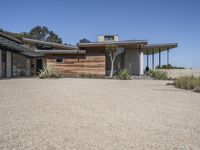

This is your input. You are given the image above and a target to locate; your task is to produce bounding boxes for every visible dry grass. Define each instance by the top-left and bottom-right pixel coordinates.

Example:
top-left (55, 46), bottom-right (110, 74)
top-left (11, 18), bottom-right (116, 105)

top-left (175, 77), bottom-right (200, 90)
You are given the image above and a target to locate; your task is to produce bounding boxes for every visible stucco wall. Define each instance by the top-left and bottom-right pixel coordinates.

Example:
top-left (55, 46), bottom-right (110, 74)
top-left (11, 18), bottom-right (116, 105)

top-left (157, 69), bottom-right (200, 78)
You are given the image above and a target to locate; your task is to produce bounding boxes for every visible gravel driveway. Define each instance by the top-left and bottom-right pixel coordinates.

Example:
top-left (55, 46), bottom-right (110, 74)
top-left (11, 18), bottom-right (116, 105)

top-left (0, 78), bottom-right (200, 150)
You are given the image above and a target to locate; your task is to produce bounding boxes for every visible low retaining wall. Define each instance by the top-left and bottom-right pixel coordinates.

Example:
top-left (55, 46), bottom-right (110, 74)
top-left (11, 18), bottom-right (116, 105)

top-left (157, 69), bottom-right (200, 79)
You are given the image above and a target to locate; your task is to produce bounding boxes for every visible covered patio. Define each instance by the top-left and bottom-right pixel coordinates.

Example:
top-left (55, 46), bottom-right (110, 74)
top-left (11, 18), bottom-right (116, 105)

top-left (143, 43), bottom-right (178, 70)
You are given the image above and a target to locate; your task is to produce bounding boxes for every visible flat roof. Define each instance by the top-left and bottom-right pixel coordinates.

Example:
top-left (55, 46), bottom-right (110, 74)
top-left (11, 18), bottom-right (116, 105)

top-left (78, 40), bottom-right (148, 47)
top-left (36, 50), bottom-right (86, 54)
top-left (144, 43), bottom-right (178, 55)
top-left (23, 38), bottom-right (78, 50)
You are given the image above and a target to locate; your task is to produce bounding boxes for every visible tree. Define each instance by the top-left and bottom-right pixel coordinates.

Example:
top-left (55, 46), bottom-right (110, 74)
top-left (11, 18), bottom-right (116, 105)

top-left (79, 38), bottom-right (91, 43)
top-left (29, 26), bottom-right (49, 41)
top-left (106, 45), bottom-right (124, 78)
top-left (0, 26), bottom-right (62, 44)
top-left (46, 31), bottom-right (62, 44)
top-left (29, 26), bottom-right (62, 44)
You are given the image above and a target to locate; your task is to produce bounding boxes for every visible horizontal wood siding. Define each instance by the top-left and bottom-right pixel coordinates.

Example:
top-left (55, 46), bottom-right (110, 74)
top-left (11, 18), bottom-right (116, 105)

top-left (45, 50), bottom-right (105, 76)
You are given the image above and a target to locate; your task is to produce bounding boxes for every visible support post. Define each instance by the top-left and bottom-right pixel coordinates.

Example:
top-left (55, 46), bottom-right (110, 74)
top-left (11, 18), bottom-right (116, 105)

top-left (26, 58), bottom-right (31, 76)
top-left (159, 48), bottom-right (161, 68)
top-left (139, 45), bottom-right (144, 76)
top-left (6, 51), bottom-right (12, 78)
top-left (167, 48), bottom-right (169, 65)
top-left (147, 51), bottom-right (149, 67)
top-left (152, 49), bottom-right (154, 69)
top-left (139, 48), bottom-right (144, 76)
top-left (0, 49), bottom-right (2, 78)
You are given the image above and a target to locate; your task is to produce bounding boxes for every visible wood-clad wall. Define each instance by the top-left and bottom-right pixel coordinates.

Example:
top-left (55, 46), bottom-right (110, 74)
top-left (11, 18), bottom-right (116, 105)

top-left (45, 50), bottom-right (106, 76)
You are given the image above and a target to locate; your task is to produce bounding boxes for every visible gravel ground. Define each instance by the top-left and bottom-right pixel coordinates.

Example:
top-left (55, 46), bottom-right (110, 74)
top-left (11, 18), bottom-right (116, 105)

top-left (0, 78), bottom-right (200, 150)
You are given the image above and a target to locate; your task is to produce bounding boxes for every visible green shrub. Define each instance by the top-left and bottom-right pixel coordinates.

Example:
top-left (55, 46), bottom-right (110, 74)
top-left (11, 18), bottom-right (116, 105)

top-left (39, 66), bottom-right (59, 79)
top-left (175, 77), bottom-right (200, 90)
top-left (118, 69), bottom-right (130, 80)
top-left (156, 64), bottom-right (184, 69)
top-left (147, 70), bottom-right (168, 80)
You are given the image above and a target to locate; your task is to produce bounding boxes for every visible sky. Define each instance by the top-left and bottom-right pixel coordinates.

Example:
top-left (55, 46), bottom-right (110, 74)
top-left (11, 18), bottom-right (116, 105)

top-left (0, 0), bottom-right (200, 68)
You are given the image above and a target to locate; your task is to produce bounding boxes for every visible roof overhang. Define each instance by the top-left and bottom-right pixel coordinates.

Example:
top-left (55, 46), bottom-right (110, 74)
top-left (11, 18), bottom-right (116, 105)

top-left (78, 40), bottom-right (148, 48)
top-left (36, 50), bottom-right (86, 54)
top-left (144, 43), bottom-right (178, 55)
top-left (0, 37), bottom-right (43, 57)
top-left (23, 38), bottom-right (78, 50)
top-left (0, 32), bottom-right (22, 44)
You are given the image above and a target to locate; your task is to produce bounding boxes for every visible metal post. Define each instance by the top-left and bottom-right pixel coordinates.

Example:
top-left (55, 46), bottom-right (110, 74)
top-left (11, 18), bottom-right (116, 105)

top-left (167, 48), bottom-right (169, 65)
top-left (152, 49), bottom-right (154, 69)
top-left (147, 51), bottom-right (149, 67)
top-left (159, 48), bottom-right (161, 67)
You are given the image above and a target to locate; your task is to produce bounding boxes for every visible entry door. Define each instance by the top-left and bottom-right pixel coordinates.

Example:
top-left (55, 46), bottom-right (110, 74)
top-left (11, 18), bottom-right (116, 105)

top-left (36, 59), bottom-right (43, 74)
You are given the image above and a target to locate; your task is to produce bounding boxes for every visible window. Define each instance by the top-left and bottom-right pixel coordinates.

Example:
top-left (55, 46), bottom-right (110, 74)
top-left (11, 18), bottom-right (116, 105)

top-left (56, 58), bottom-right (64, 63)
top-left (104, 36), bottom-right (114, 41)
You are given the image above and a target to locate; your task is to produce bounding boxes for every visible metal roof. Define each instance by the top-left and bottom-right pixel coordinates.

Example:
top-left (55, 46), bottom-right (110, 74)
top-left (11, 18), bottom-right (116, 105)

top-left (36, 50), bottom-right (86, 54)
top-left (23, 38), bottom-right (78, 50)
top-left (144, 43), bottom-right (178, 55)
top-left (78, 40), bottom-right (148, 47)
top-left (0, 32), bottom-right (22, 44)
top-left (0, 37), bottom-right (43, 57)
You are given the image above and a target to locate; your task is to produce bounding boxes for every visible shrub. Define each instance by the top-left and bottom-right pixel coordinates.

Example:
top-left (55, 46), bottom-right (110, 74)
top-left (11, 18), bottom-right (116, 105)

top-left (39, 66), bottom-right (59, 79)
top-left (118, 69), bottom-right (130, 80)
top-left (194, 87), bottom-right (200, 93)
top-left (174, 77), bottom-right (200, 90)
top-left (147, 70), bottom-right (168, 80)
top-left (156, 64), bottom-right (184, 69)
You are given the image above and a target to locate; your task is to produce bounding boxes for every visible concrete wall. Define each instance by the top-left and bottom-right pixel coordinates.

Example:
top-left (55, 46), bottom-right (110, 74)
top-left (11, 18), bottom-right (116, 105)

top-left (124, 49), bottom-right (140, 75)
top-left (157, 69), bottom-right (200, 79)
top-left (98, 36), bottom-right (105, 42)
top-left (139, 50), bottom-right (144, 75)
top-left (6, 51), bottom-right (12, 78)
top-left (26, 58), bottom-right (31, 76)
top-left (114, 36), bottom-right (119, 41)
top-left (0, 49), bottom-right (2, 78)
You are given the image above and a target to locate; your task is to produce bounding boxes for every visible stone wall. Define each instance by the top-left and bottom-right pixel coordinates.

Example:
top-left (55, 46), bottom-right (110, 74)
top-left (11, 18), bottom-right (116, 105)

top-left (157, 69), bottom-right (200, 79)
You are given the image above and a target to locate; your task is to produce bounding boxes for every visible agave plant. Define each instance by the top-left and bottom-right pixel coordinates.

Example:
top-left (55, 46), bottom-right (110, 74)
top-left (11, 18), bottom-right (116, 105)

top-left (118, 69), bottom-right (130, 80)
top-left (147, 70), bottom-right (168, 80)
top-left (38, 66), bottom-right (59, 79)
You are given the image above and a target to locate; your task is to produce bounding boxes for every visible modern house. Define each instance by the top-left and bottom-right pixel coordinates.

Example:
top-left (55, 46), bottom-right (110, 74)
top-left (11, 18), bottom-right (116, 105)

top-left (0, 32), bottom-right (178, 78)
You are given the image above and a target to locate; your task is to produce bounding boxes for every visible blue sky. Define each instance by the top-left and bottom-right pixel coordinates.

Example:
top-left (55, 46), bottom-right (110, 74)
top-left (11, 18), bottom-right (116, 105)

top-left (1, 0), bottom-right (200, 68)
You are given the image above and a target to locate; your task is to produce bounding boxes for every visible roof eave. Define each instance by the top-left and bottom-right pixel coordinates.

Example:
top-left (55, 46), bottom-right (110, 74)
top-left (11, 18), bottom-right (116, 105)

top-left (22, 38), bottom-right (78, 50)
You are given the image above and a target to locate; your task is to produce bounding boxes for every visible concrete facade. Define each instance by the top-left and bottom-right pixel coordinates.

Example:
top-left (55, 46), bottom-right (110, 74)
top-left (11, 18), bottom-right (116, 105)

top-left (26, 58), bottom-right (31, 76)
top-left (124, 49), bottom-right (140, 75)
top-left (6, 51), bottom-right (12, 78)
top-left (0, 49), bottom-right (2, 78)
